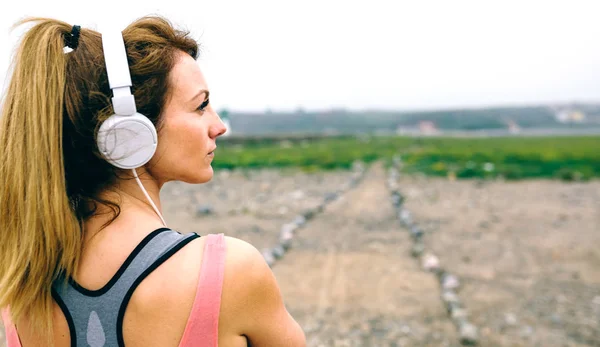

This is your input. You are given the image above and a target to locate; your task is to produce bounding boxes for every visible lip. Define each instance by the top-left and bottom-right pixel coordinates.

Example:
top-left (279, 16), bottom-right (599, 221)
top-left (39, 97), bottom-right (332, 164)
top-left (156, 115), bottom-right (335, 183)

top-left (207, 147), bottom-right (217, 155)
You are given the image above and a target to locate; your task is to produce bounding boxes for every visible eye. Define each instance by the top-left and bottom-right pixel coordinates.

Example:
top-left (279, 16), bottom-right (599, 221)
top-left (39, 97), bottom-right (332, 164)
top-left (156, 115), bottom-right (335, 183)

top-left (197, 98), bottom-right (210, 113)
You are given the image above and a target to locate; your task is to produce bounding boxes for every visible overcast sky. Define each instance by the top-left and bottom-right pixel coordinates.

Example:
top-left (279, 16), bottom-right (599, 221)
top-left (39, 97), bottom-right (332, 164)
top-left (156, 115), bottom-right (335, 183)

top-left (1, 0), bottom-right (599, 112)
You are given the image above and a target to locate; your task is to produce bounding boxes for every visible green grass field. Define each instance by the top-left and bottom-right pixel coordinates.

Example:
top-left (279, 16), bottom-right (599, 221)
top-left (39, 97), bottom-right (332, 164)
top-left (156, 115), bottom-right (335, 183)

top-left (213, 135), bottom-right (600, 180)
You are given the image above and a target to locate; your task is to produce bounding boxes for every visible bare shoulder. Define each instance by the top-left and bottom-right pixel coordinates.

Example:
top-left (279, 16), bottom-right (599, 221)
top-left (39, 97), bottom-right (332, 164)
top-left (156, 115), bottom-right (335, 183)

top-left (221, 235), bottom-right (282, 308)
top-left (219, 236), bottom-right (270, 317)
top-left (132, 234), bottom-right (260, 313)
top-left (222, 235), bottom-right (265, 275)
top-left (220, 236), bottom-right (306, 346)
top-left (133, 234), bottom-right (252, 307)
top-left (129, 234), bottom-right (305, 346)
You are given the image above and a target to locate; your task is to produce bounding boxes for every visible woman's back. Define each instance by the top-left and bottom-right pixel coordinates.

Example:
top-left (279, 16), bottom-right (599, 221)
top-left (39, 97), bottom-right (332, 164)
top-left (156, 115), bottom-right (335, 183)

top-left (8, 221), bottom-right (303, 346)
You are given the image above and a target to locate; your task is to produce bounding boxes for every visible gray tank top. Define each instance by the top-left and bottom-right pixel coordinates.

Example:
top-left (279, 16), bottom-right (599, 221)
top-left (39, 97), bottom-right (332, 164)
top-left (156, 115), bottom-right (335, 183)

top-left (52, 228), bottom-right (200, 347)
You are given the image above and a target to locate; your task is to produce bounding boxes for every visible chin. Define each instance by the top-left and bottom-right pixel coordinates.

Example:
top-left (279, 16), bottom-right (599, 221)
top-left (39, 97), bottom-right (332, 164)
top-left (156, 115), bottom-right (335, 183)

top-left (185, 166), bottom-right (214, 184)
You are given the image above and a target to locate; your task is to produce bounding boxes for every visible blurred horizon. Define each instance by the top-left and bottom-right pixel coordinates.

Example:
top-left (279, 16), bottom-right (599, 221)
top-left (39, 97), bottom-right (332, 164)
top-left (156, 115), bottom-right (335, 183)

top-left (2, 0), bottom-right (600, 113)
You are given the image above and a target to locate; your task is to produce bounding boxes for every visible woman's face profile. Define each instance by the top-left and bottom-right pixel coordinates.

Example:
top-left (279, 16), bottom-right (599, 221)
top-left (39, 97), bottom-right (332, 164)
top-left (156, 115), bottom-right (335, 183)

top-left (147, 51), bottom-right (227, 186)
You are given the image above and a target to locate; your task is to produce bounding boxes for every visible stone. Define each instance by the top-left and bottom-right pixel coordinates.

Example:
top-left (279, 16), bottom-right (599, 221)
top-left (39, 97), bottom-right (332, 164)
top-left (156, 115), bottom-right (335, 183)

top-left (290, 189), bottom-right (305, 200)
top-left (391, 193), bottom-right (401, 207)
top-left (324, 192), bottom-right (338, 202)
top-left (421, 253), bottom-right (440, 272)
top-left (293, 215), bottom-right (307, 227)
top-left (410, 225), bottom-right (424, 240)
top-left (478, 221), bottom-right (490, 229)
top-left (446, 301), bottom-right (462, 315)
top-left (400, 325), bottom-right (411, 335)
top-left (411, 243), bottom-right (425, 258)
top-left (441, 273), bottom-right (460, 291)
top-left (450, 307), bottom-right (469, 321)
top-left (441, 291), bottom-right (460, 306)
top-left (272, 245), bottom-right (285, 259)
top-left (458, 321), bottom-right (478, 345)
top-left (195, 204), bottom-right (214, 216)
top-left (391, 191), bottom-right (404, 207)
top-left (303, 209), bottom-right (316, 220)
top-left (262, 249), bottom-right (275, 267)
top-left (279, 229), bottom-right (294, 250)
top-left (504, 313), bottom-right (517, 326)
top-left (281, 223), bottom-right (298, 235)
top-left (399, 209), bottom-right (412, 226)
top-left (352, 161), bottom-right (365, 171)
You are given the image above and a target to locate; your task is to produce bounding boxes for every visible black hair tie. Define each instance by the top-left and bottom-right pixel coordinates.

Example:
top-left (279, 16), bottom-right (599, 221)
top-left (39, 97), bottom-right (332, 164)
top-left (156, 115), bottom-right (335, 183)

top-left (65, 25), bottom-right (81, 50)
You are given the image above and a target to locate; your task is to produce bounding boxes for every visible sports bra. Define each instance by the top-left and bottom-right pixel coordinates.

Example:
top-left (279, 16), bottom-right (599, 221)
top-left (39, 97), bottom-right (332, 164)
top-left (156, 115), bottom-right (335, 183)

top-left (2, 229), bottom-right (227, 347)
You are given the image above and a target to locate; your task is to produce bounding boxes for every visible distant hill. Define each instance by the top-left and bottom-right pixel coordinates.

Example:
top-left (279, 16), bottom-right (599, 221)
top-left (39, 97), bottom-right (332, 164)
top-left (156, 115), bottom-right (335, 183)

top-left (221, 103), bottom-right (600, 136)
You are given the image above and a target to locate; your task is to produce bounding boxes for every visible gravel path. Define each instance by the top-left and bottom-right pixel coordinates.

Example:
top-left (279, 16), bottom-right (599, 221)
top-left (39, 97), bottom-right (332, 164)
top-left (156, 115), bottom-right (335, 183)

top-left (273, 162), bottom-right (459, 346)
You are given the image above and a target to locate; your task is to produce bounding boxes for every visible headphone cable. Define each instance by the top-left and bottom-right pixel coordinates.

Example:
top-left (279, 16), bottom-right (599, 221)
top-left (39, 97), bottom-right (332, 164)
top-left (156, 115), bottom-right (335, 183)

top-left (131, 168), bottom-right (167, 227)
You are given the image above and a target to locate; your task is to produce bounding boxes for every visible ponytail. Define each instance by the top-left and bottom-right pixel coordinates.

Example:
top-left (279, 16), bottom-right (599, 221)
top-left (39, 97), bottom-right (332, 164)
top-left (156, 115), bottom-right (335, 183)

top-left (0, 18), bottom-right (82, 339)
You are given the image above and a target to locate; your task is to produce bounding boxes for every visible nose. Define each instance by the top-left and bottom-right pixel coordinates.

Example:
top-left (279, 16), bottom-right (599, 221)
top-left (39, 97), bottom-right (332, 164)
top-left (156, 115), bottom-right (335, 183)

top-left (210, 112), bottom-right (227, 138)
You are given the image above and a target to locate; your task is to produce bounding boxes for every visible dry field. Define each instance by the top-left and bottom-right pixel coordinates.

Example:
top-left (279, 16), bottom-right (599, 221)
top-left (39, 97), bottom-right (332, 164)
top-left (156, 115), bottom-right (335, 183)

top-left (2, 161), bottom-right (599, 346)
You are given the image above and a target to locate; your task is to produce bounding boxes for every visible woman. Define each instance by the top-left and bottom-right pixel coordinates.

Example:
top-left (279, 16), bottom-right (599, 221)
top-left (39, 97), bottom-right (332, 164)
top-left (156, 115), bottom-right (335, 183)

top-left (0, 16), bottom-right (306, 346)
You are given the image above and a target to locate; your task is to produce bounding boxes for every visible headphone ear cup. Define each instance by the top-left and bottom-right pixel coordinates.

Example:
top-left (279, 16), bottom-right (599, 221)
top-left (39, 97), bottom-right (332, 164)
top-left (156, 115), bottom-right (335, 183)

top-left (97, 113), bottom-right (158, 169)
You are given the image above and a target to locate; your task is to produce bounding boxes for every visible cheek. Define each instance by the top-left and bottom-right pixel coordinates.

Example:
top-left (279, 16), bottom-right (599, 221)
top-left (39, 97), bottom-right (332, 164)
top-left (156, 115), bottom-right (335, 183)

top-left (185, 121), bottom-right (208, 150)
top-left (169, 120), bottom-right (210, 161)
top-left (165, 116), bottom-right (203, 143)
top-left (153, 115), bottom-right (210, 163)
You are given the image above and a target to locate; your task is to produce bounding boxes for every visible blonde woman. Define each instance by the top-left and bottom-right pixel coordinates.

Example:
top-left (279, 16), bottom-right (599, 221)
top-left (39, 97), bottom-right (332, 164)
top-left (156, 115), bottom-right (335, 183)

top-left (0, 16), bottom-right (305, 347)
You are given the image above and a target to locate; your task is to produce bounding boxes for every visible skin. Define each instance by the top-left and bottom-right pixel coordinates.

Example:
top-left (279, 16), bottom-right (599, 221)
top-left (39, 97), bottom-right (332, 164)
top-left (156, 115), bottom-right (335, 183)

top-left (15, 51), bottom-right (306, 347)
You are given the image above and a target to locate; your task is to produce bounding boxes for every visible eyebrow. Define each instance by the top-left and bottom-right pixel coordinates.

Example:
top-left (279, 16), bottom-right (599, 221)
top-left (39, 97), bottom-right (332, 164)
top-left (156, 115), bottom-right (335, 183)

top-left (190, 89), bottom-right (210, 103)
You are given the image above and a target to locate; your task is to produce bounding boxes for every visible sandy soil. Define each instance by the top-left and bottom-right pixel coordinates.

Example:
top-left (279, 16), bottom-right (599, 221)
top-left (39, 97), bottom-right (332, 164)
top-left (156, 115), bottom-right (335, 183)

top-left (398, 173), bottom-right (600, 346)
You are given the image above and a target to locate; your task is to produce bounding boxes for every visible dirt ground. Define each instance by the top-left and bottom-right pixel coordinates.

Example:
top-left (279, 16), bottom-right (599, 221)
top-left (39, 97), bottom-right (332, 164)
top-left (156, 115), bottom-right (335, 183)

top-left (2, 162), bottom-right (599, 346)
top-left (166, 162), bottom-right (599, 346)
top-left (397, 171), bottom-right (600, 346)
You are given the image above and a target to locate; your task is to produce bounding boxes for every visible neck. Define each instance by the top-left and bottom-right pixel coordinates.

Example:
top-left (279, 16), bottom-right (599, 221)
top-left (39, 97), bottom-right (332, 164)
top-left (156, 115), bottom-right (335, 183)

top-left (83, 168), bottom-right (166, 238)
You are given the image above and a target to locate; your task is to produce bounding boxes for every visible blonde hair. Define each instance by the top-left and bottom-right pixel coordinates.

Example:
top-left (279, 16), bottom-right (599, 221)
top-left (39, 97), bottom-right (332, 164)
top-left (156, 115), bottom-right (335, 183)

top-left (0, 16), bottom-right (198, 342)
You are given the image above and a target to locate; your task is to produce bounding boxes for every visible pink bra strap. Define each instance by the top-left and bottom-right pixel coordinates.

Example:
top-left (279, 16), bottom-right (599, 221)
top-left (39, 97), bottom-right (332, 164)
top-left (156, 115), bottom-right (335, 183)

top-left (179, 233), bottom-right (226, 347)
top-left (2, 308), bottom-right (22, 347)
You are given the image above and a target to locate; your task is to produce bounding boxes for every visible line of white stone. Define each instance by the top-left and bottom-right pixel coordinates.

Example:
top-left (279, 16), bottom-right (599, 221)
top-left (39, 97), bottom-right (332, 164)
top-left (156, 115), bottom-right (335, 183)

top-left (388, 155), bottom-right (479, 346)
top-left (262, 162), bottom-right (368, 268)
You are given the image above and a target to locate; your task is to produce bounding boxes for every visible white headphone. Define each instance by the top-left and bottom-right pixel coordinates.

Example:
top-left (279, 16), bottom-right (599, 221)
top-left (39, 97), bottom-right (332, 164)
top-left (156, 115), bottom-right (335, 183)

top-left (97, 28), bottom-right (166, 226)
top-left (97, 29), bottom-right (157, 170)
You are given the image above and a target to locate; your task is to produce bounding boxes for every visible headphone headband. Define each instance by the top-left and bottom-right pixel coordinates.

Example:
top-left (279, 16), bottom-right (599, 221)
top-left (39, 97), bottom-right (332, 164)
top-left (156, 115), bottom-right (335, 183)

top-left (101, 29), bottom-right (137, 115)
top-left (98, 27), bottom-right (166, 226)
